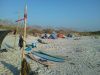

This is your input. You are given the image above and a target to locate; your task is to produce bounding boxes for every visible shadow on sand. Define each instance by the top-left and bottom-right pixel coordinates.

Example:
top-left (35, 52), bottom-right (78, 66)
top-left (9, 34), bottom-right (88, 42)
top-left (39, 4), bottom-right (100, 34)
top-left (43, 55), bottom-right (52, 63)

top-left (1, 61), bottom-right (20, 75)
top-left (0, 49), bottom-right (8, 52)
top-left (1, 61), bottom-right (39, 75)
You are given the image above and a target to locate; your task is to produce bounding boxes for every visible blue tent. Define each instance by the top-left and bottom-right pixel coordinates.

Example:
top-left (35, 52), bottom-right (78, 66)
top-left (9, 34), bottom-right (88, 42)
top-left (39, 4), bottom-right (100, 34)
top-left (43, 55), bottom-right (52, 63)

top-left (49, 31), bottom-right (57, 39)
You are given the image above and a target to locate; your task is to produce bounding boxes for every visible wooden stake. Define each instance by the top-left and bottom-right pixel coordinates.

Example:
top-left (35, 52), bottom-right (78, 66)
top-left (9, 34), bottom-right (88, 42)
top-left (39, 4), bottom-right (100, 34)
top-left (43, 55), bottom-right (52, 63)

top-left (23, 5), bottom-right (27, 59)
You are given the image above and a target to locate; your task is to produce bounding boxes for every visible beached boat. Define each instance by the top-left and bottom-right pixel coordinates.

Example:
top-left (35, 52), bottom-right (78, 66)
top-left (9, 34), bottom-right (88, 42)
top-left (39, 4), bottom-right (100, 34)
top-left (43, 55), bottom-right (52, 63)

top-left (0, 29), bottom-right (11, 49)
top-left (32, 51), bottom-right (65, 62)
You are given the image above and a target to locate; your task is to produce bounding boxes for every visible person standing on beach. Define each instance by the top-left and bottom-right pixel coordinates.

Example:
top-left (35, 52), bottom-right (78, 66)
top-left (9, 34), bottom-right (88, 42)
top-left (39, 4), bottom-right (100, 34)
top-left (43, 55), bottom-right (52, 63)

top-left (18, 34), bottom-right (24, 50)
top-left (13, 29), bottom-right (16, 35)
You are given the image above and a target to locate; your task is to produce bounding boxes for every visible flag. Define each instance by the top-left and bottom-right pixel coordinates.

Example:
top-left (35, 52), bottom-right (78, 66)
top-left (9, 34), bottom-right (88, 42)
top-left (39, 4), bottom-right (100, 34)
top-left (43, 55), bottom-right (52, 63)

top-left (16, 5), bottom-right (27, 22)
top-left (16, 18), bottom-right (24, 22)
top-left (24, 5), bottom-right (27, 20)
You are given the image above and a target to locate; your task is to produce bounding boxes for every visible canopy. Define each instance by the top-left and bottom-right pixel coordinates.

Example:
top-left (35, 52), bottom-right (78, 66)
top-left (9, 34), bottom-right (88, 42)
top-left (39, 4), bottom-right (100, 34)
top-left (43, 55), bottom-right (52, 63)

top-left (57, 33), bottom-right (65, 38)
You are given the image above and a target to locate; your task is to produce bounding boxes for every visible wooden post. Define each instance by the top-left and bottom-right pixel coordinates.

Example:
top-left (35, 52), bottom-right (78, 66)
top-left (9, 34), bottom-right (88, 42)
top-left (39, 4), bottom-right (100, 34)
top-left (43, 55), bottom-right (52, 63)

top-left (22, 5), bottom-right (27, 59)
top-left (14, 14), bottom-right (20, 50)
top-left (20, 5), bottom-right (31, 75)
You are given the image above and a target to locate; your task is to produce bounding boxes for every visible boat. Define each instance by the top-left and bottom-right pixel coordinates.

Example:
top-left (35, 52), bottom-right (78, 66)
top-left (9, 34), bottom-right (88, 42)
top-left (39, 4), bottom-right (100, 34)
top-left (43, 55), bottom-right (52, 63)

top-left (0, 29), bottom-right (11, 49)
top-left (32, 51), bottom-right (65, 62)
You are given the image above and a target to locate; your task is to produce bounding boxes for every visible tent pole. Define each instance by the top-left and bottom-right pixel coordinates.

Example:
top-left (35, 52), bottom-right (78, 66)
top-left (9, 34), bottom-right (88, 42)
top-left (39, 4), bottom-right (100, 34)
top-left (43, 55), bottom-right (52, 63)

top-left (14, 13), bottom-right (20, 50)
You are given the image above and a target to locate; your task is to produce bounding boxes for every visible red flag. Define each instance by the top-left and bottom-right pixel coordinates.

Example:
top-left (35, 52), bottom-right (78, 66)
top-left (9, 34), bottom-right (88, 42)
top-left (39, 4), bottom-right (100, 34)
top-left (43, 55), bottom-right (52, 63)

top-left (24, 5), bottom-right (27, 20)
top-left (16, 5), bottom-right (27, 22)
top-left (16, 18), bottom-right (24, 22)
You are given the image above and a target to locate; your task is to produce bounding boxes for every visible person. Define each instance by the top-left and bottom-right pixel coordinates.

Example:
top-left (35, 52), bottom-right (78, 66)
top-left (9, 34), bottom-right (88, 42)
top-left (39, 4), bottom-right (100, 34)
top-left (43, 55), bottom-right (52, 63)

top-left (18, 35), bottom-right (23, 49)
top-left (13, 29), bottom-right (16, 35)
top-left (44, 33), bottom-right (48, 38)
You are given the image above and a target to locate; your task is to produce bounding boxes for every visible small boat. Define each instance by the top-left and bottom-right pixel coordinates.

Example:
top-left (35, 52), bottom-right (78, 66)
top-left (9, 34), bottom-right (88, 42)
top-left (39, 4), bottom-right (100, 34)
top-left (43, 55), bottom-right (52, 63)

top-left (26, 53), bottom-right (54, 66)
top-left (32, 51), bottom-right (65, 62)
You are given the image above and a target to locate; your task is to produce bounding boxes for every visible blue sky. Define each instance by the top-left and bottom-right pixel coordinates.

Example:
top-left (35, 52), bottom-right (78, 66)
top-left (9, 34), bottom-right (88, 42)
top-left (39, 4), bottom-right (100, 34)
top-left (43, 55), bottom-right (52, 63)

top-left (0, 0), bottom-right (100, 31)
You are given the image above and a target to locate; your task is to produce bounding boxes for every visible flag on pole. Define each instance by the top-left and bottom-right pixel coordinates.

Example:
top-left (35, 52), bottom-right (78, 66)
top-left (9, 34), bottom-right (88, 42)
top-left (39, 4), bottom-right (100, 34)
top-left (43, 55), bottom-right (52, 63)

top-left (16, 5), bottom-right (27, 22)
top-left (16, 18), bottom-right (24, 22)
top-left (21, 4), bottom-right (31, 75)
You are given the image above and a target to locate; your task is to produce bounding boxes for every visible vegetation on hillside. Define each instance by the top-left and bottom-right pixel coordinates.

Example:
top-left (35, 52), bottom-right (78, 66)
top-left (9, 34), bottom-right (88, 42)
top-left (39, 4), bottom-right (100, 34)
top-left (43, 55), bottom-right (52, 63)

top-left (0, 19), bottom-right (100, 36)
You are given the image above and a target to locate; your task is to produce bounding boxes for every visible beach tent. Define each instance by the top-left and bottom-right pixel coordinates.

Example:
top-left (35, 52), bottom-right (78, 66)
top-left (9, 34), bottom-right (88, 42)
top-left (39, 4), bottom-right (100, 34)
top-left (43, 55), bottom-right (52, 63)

top-left (41, 33), bottom-right (48, 39)
top-left (67, 33), bottom-right (73, 38)
top-left (49, 31), bottom-right (57, 39)
top-left (0, 29), bottom-right (11, 49)
top-left (41, 33), bottom-right (47, 39)
top-left (57, 33), bottom-right (65, 38)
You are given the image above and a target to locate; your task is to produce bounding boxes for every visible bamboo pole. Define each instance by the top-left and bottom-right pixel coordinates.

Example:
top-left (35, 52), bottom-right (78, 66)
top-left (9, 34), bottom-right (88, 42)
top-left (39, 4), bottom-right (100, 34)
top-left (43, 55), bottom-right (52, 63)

top-left (21, 5), bottom-right (31, 75)
top-left (22, 5), bottom-right (27, 59)
top-left (14, 14), bottom-right (20, 50)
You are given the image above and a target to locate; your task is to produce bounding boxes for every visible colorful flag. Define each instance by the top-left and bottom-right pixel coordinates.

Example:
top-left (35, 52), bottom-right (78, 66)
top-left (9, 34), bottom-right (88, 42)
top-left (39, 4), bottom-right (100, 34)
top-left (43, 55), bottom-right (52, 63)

top-left (16, 5), bottom-right (27, 22)
top-left (16, 18), bottom-right (24, 22)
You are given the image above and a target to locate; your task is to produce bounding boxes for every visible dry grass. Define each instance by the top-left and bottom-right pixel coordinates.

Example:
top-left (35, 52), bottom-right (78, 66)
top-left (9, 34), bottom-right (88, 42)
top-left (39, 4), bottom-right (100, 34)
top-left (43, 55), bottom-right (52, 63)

top-left (0, 24), bottom-right (100, 36)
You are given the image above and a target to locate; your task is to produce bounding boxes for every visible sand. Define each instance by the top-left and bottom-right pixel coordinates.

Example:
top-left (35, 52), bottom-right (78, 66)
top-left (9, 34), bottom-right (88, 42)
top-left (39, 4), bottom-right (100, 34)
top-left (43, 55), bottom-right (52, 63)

top-left (0, 34), bottom-right (100, 75)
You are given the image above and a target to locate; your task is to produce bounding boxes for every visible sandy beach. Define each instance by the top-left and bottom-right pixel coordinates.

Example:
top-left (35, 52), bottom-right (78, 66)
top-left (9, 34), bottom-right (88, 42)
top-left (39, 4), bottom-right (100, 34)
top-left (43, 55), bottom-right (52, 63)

top-left (0, 34), bottom-right (100, 75)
